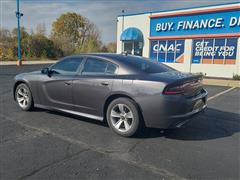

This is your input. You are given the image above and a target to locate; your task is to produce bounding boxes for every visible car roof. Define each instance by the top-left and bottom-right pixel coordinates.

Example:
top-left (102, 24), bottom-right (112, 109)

top-left (63, 53), bottom-right (172, 75)
top-left (67, 53), bottom-right (137, 62)
top-left (63, 53), bottom-right (143, 74)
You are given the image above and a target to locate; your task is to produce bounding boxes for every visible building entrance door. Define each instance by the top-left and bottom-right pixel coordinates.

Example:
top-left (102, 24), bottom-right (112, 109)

top-left (123, 41), bottom-right (143, 56)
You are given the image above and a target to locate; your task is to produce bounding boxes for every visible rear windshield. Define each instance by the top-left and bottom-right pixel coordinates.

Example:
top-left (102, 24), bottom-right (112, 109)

top-left (115, 55), bottom-right (175, 74)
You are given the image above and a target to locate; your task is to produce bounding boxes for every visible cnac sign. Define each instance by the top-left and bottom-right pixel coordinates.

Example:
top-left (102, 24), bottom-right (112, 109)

top-left (153, 42), bottom-right (182, 53)
top-left (150, 40), bottom-right (185, 63)
top-left (150, 9), bottom-right (240, 37)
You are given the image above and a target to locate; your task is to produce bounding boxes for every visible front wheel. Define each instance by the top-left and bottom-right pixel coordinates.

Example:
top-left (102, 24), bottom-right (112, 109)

top-left (15, 83), bottom-right (34, 111)
top-left (106, 98), bottom-right (143, 137)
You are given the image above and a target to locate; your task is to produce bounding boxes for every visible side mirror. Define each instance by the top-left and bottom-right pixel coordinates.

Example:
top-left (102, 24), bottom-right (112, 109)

top-left (41, 67), bottom-right (50, 75)
top-left (41, 67), bottom-right (59, 76)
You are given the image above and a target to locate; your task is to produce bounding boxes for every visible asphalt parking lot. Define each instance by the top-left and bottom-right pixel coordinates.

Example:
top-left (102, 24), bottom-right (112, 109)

top-left (0, 64), bottom-right (239, 180)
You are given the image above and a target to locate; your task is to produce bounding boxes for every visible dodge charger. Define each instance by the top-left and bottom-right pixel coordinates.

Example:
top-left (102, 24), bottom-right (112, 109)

top-left (13, 53), bottom-right (207, 137)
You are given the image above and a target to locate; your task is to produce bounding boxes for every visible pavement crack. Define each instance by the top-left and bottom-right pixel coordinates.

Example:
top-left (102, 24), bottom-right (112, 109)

top-left (65, 143), bottom-right (72, 157)
top-left (17, 148), bottom-right (90, 180)
top-left (127, 140), bottom-right (142, 153)
top-left (0, 132), bottom-right (43, 145)
top-left (2, 115), bottom-right (184, 179)
top-left (101, 149), bottom-right (122, 154)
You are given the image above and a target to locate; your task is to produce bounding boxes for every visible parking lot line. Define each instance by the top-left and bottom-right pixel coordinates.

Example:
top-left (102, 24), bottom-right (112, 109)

top-left (207, 87), bottom-right (236, 101)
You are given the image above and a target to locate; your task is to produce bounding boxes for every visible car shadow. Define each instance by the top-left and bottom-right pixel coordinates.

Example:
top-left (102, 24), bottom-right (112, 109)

top-left (138, 107), bottom-right (240, 141)
top-left (37, 107), bottom-right (240, 141)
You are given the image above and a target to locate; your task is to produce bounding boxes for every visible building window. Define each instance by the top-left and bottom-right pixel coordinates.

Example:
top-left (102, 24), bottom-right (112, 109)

top-left (150, 40), bottom-right (185, 63)
top-left (123, 41), bottom-right (143, 56)
top-left (192, 38), bottom-right (238, 65)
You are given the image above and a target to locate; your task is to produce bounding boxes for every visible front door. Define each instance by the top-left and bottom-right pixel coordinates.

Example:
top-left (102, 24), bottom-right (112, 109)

top-left (39, 57), bottom-right (84, 110)
top-left (40, 74), bottom-right (74, 109)
top-left (72, 57), bottom-right (118, 118)
top-left (124, 41), bottom-right (134, 54)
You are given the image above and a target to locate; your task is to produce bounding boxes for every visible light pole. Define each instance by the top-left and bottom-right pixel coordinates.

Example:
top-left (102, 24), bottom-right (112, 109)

top-left (16, 0), bottom-right (23, 66)
top-left (121, 9), bottom-right (125, 53)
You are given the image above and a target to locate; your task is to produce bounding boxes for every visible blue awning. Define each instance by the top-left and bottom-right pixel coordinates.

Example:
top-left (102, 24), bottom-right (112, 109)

top-left (120, 27), bottom-right (143, 41)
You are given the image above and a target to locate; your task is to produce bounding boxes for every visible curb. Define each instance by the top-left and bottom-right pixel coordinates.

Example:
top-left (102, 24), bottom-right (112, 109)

top-left (0, 61), bottom-right (57, 65)
top-left (203, 78), bottom-right (240, 88)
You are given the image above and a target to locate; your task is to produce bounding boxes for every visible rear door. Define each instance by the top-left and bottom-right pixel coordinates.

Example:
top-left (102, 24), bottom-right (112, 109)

top-left (72, 57), bottom-right (118, 118)
top-left (39, 57), bottom-right (84, 110)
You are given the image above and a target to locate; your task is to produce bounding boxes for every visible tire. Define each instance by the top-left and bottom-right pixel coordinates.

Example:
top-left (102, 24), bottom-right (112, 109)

top-left (15, 83), bottom-right (34, 111)
top-left (106, 97), bottom-right (143, 137)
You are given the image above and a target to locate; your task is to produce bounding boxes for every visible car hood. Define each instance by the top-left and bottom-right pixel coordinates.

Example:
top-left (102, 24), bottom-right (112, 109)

top-left (18, 70), bottom-right (41, 76)
top-left (28, 70), bottom-right (42, 74)
top-left (15, 70), bottom-right (41, 81)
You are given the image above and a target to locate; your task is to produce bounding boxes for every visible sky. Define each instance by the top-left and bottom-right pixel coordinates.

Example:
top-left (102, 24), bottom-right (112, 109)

top-left (0, 0), bottom-right (239, 44)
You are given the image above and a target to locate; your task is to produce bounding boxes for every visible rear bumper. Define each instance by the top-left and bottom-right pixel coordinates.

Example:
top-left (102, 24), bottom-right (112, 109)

top-left (168, 104), bottom-right (206, 128)
top-left (137, 88), bottom-right (208, 129)
top-left (170, 104), bottom-right (207, 119)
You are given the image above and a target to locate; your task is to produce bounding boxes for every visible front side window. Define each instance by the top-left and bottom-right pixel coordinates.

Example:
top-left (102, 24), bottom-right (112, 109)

top-left (82, 58), bottom-right (117, 75)
top-left (51, 57), bottom-right (83, 74)
top-left (106, 63), bottom-right (117, 74)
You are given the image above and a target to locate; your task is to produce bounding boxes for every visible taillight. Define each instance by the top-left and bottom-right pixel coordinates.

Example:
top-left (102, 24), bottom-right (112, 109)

top-left (163, 85), bottom-right (184, 95)
top-left (163, 77), bottom-right (202, 95)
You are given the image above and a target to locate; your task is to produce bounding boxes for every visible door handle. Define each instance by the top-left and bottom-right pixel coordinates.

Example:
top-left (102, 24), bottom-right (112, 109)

top-left (101, 81), bottom-right (109, 86)
top-left (64, 81), bottom-right (71, 86)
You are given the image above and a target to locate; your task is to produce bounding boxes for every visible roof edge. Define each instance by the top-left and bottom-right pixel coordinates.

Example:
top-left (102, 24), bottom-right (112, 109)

top-left (117, 2), bottom-right (239, 17)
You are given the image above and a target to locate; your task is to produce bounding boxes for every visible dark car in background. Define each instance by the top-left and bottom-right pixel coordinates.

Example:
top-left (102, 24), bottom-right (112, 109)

top-left (13, 53), bottom-right (207, 137)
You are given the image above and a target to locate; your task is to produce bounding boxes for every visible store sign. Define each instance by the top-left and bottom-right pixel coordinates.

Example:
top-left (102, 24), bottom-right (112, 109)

top-left (192, 38), bottom-right (238, 64)
top-left (150, 9), bottom-right (240, 37)
top-left (150, 40), bottom-right (185, 63)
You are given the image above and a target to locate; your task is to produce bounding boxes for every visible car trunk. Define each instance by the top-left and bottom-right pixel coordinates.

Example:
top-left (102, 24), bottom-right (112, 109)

top-left (150, 71), bottom-right (203, 97)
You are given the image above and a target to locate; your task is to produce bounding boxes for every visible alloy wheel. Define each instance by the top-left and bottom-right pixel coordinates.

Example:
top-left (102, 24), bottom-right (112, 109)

top-left (110, 104), bottom-right (134, 132)
top-left (16, 86), bottom-right (30, 109)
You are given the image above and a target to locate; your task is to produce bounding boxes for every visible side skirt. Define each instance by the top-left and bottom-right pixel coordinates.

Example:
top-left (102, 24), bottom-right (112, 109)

top-left (35, 104), bottom-right (104, 121)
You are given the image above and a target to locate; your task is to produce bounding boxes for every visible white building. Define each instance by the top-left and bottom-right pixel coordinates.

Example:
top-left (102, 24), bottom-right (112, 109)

top-left (116, 3), bottom-right (240, 78)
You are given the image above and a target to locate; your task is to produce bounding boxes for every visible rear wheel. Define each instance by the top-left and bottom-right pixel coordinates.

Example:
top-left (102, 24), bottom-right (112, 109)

top-left (15, 83), bottom-right (34, 111)
top-left (107, 98), bottom-right (142, 137)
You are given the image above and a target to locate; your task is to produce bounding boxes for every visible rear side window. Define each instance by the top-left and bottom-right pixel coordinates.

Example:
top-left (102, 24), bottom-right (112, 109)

top-left (114, 55), bottom-right (175, 74)
top-left (51, 57), bottom-right (83, 74)
top-left (82, 58), bottom-right (117, 75)
top-left (126, 58), bottom-right (174, 73)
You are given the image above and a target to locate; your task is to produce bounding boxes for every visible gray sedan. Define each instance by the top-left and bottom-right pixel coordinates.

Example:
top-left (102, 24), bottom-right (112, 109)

top-left (13, 53), bottom-right (207, 137)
